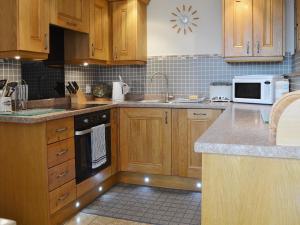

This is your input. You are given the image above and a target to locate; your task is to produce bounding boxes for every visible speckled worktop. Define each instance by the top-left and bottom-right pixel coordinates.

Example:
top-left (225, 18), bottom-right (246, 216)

top-left (195, 103), bottom-right (300, 160)
top-left (0, 101), bottom-right (229, 124)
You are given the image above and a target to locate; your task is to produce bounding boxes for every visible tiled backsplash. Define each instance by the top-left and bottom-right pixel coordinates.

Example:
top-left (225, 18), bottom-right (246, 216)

top-left (0, 54), bottom-right (295, 98)
top-left (98, 54), bottom-right (293, 97)
top-left (0, 59), bottom-right (21, 82)
top-left (290, 53), bottom-right (300, 91)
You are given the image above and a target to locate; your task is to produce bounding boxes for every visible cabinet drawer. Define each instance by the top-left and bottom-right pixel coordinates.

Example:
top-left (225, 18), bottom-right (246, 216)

top-left (47, 117), bottom-right (74, 144)
top-left (187, 109), bottom-right (211, 120)
top-left (49, 180), bottom-right (76, 214)
top-left (48, 160), bottom-right (75, 191)
top-left (47, 138), bottom-right (75, 168)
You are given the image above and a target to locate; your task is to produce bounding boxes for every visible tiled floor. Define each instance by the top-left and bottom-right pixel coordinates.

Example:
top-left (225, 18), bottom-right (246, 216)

top-left (64, 212), bottom-right (149, 225)
top-left (81, 184), bottom-right (201, 225)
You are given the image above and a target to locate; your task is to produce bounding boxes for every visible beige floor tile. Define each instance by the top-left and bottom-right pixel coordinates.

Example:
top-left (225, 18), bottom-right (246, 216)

top-left (64, 212), bottom-right (97, 225)
top-left (89, 216), bottom-right (149, 225)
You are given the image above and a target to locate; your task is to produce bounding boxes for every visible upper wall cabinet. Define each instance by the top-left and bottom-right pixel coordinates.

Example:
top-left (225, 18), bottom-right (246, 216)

top-left (224, 0), bottom-right (284, 62)
top-left (64, 0), bottom-right (109, 64)
top-left (50, 0), bottom-right (89, 33)
top-left (110, 0), bottom-right (149, 65)
top-left (0, 0), bottom-right (49, 60)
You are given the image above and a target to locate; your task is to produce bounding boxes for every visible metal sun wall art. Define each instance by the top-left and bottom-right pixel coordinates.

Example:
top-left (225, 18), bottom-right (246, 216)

top-left (170, 4), bottom-right (199, 35)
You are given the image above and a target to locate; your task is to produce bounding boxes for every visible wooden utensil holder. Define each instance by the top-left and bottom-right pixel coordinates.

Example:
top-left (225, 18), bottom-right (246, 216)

top-left (70, 90), bottom-right (87, 105)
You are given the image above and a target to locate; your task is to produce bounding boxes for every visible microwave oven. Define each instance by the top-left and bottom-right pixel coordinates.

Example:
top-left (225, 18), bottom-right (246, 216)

top-left (232, 75), bottom-right (289, 105)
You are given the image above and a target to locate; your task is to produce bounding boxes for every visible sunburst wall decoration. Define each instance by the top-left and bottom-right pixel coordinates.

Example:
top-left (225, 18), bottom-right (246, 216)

top-left (170, 4), bottom-right (199, 35)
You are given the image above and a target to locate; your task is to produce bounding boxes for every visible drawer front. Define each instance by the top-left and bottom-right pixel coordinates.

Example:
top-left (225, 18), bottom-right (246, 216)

top-left (48, 160), bottom-right (75, 191)
top-left (49, 180), bottom-right (76, 214)
top-left (47, 117), bottom-right (74, 144)
top-left (47, 138), bottom-right (75, 168)
top-left (187, 109), bottom-right (212, 120)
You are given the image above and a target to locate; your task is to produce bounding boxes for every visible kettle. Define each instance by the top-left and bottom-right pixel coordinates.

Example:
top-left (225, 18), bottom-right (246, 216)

top-left (112, 76), bottom-right (130, 102)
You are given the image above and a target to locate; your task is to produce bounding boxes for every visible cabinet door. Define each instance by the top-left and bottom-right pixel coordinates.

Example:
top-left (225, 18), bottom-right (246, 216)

top-left (50, 0), bottom-right (89, 33)
top-left (120, 108), bottom-right (172, 175)
top-left (90, 0), bottom-right (109, 61)
top-left (112, 0), bottom-right (135, 61)
top-left (224, 0), bottom-right (253, 57)
top-left (18, 0), bottom-right (49, 53)
top-left (172, 109), bottom-right (222, 179)
top-left (253, 0), bottom-right (283, 56)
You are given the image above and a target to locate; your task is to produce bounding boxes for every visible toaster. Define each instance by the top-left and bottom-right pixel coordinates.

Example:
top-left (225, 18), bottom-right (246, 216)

top-left (209, 82), bottom-right (232, 102)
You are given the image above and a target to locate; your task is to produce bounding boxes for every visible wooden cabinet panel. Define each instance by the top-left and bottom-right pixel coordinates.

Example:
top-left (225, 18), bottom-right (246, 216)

top-left (172, 109), bottom-right (222, 179)
top-left (48, 160), bottom-right (76, 191)
top-left (120, 108), bottom-right (172, 175)
top-left (0, 0), bottom-right (49, 59)
top-left (46, 117), bottom-right (74, 144)
top-left (253, 0), bottom-right (283, 56)
top-left (111, 0), bottom-right (147, 63)
top-left (224, 0), bottom-right (253, 57)
top-left (18, 0), bottom-right (49, 53)
top-left (49, 180), bottom-right (76, 214)
top-left (47, 138), bottom-right (75, 168)
top-left (50, 0), bottom-right (89, 33)
top-left (90, 0), bottom-right (109, 60)
top-left (111, 108), bottom-right (119, 175)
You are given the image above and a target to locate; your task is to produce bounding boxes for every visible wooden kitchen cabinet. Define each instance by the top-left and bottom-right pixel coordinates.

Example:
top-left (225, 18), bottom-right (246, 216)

top-left (224, 0), bottom-right (284, 62)
top-left (50, 0), bottom-right (89, 33)
top-left (120, 108), bottom-right (172, 175)
top-left (0, 0), bottom-right (49, 60)
top-left (172, 109), bottom-right (222, 179)
top-left (64, 0), bottom-right (109, 65)
top-left (110, 0), bottom-right (148, 64)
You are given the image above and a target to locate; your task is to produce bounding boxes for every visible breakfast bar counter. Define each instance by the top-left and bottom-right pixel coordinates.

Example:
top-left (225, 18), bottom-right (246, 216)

top-left (195, 103), bottom-right (300, 225)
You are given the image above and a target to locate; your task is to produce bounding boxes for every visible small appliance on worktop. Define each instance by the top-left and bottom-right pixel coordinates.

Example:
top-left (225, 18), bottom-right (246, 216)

top-left (233, 75), bottom-right (289, 105)
top-left (209, 82), bottom-right (232, 102)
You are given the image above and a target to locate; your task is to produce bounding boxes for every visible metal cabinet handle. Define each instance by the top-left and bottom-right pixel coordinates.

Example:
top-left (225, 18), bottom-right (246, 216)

top-left (58, 192), bottom-right (70, 201)
top-left (44, 33), bottom-right (48, 50)
top-left (92, 43), bottom-right (95, 57)
top-left (56, 171), bottom-right (68, 179)
top-left (56, 127), bottom-right (68, 133)
top-left (56, 149), bottom-right (68, 157)
top-left (246, 41), bottom-right (250, 55)
top-left (257, 41), bottom-right (260, 54)
top-left (114, 47), bottom-right (118, 60)
top-left (193, 113), bottom-right (207, 116)
top-left (165, 112), bottom-right (168, 124)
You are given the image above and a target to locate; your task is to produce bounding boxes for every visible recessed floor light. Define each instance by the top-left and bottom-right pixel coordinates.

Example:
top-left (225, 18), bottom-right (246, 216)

top-left (98, 186), bottom-right (103, 192)
top-left (196, 182), bottom-right (202, 189)
top-left (144, 177), bottom-right (150, 183)
top-left (75, 201), bottom-right (80, 208)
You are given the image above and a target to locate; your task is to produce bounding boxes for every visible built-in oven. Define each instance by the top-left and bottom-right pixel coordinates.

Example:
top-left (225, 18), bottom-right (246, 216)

top-left (74, 110), bottom-right (111, 184)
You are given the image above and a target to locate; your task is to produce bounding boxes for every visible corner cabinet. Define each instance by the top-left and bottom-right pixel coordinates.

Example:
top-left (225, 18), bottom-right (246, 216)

top-left (172, 109), bottom-right (222, 179)
top-left (110, 0), bottom-right (148, 65)
top-left (50, 0), bottom-right (89, 33)
top-left (64, 0), bottom-right (109, 65)
top-left (0, 0), bottom-right (49, 60)
top-left (224, 0), bottom-right (284, 62)
top-left (119, 108), bottom-right (172, 175)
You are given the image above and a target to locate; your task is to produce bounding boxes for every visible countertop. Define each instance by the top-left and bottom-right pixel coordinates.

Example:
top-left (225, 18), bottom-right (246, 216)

top-left (195, 103), bottom-right (300, 160)
top-left (0, 101), bottom-right (229, 124)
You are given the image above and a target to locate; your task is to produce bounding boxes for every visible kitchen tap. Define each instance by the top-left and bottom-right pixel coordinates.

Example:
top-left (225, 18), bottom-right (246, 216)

top-left (150, 72), bottom-right (170, 102)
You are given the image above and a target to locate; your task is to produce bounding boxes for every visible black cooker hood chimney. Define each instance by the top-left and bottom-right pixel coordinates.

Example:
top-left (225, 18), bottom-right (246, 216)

top-left (44, 25), bottom-right (65, 67)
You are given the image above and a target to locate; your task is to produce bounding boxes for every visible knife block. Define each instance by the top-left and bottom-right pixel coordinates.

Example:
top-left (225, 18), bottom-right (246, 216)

top-left (70, 90), bottom-right (87, 105)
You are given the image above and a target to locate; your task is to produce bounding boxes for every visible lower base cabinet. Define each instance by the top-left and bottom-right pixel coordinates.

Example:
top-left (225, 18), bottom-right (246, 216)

top-left (119, 108), bottom-right (172, 175)
top-left (172, 109), bottom-right (222, 179)
top-left (120, 108), bottom-right (222, 179)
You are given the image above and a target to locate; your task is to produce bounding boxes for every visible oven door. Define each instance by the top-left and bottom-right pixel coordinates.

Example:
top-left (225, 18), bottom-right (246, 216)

top-left (75, 124), bottom-right (111, 184)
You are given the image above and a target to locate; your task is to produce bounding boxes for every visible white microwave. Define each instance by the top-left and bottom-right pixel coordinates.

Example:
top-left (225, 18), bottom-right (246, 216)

top-left (233, 75), bottom-right (289, 105)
